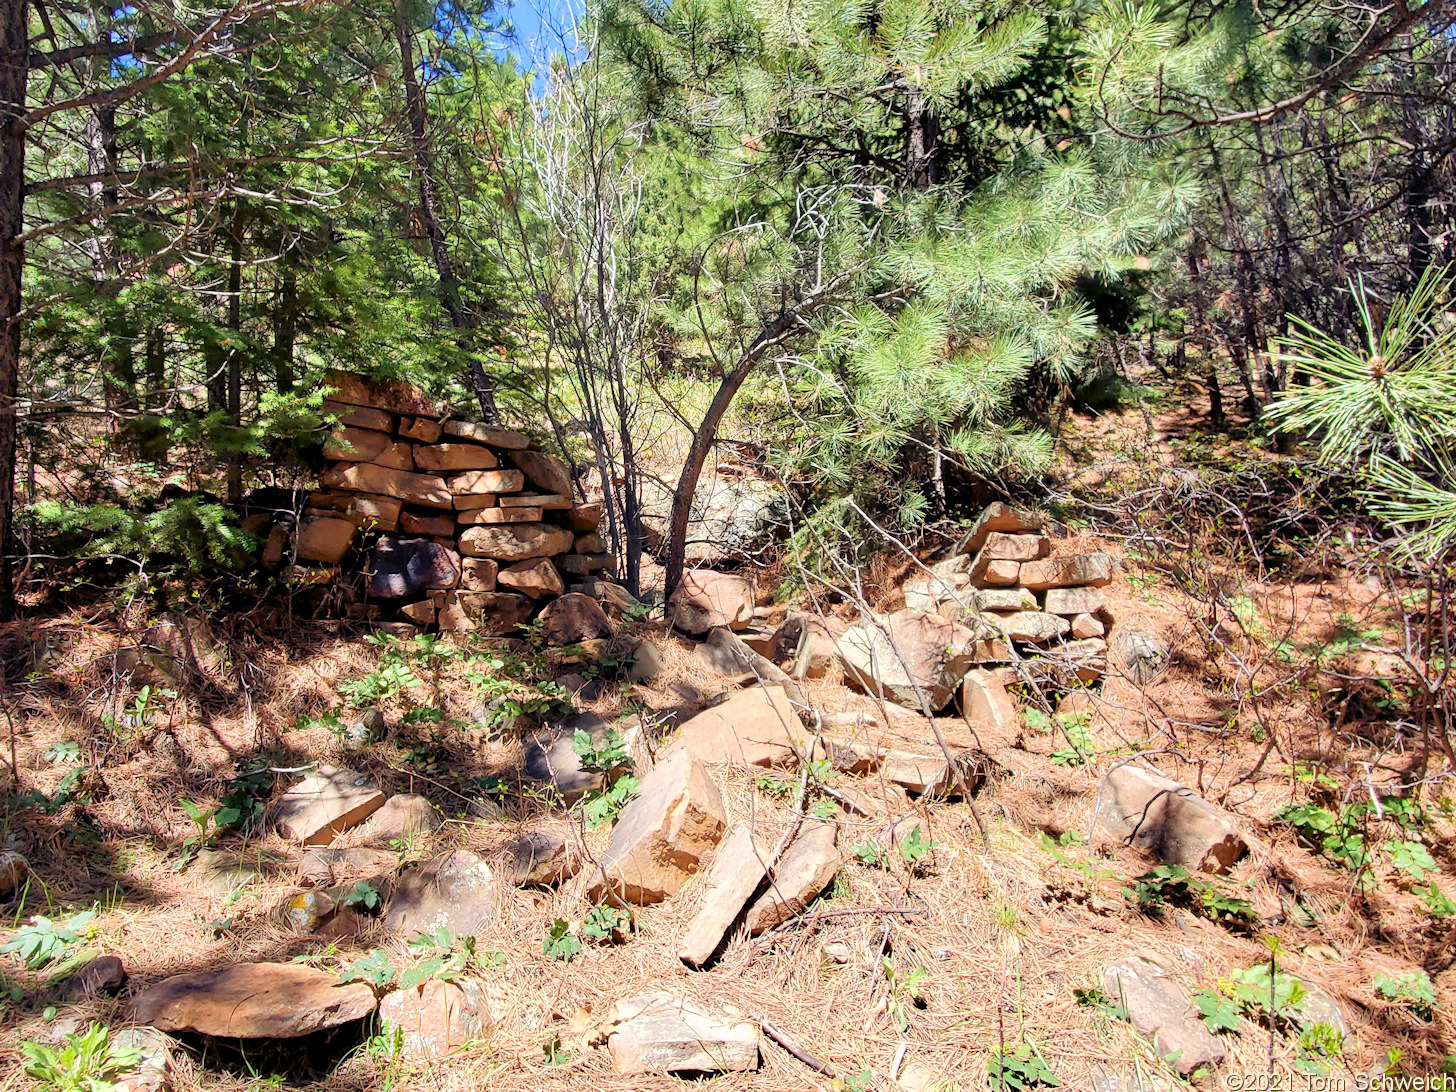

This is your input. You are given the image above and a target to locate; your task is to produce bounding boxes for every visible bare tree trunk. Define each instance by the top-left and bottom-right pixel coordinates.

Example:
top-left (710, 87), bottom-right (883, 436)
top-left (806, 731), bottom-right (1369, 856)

top-left (0, 0), bottom-right (25, 620)
top-left (663, 288), bottom-right (843, 598)
top-left (273, 267), bottom-right (297, 393)
top-left (226, 201), bottom-right (244, 504)
top-left (392, 0), bottom-right (500, 425)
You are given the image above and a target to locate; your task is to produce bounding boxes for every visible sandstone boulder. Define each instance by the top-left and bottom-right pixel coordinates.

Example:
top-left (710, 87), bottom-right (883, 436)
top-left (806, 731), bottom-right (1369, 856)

top-left (399, 416), bottom-right (443, 443)
top-left (505, 492), bottom-right (573, 510)
top-left (324, 427), bottom-right (414, 469)
top-left (446, 468), bottom-right (523, 495)
top-left (903, 573), bottom-right (972, 614)
top-left (413, 443), bottom-right (499, 473)
top-left (1102, 954), bottom-right (1227, 1076)
top-left (379, 977), bottom-right (493, 1057)
top-left (969, 557), bottom-right (1020, 586)
top-left (836, 610), bottom-right (979, 711)
top-left (326, 371), bottom-right (438, 417)
top-left (677, 822), bottom-right (769, 966)
top-left (297, 847), bottom-right (396, 888)
top-left (383, 850), bottom-right (501, 940)
top-left (1019, 552), bottom-right (1118, 591)
top-left (567, 503), bottom-right (603, 531)
top-left (667, 684), bottom-right (803, 768)
top-left (980, 531), bottom-right (1050, 561)
top-left (132, 963), bottom-right (376, 1038)
top-left (459, 558), bottom-right (498, 592)
top-left (509, 450), bottom-right (572, 496)
top-left (744, 821), bottom-right (839, 934)
top-left (442, 420), bottom-right (529, 449)
top-left (357, 794), bottom-right (442, 844)
top-left (1045, 586), bottom-right (1107, 616)
top-left (451, 590), bottom-right (531, 636)
top-left (588, 750), bottom-right (727, 905)
top-left (960, 669), bottom-right (1018, 733)
top-left (344, 495), bottom-right (404, 532)
top-left (498, 557), bottom-right (564, 599)
top-left (1095, 764), bottom-right (1247, 873)
top-left (786, 614), bottom-right (847, 680)
top-left (459, 506), bottom-right (542, 525)
top-left (323, 398), bottom-right (392, 433)
top-left (523, 714), bottom-right (611, 804)
top-left (605, 993), bottom-right (758, 1075)
top-left (58, 955), bottom-right (127, 1002)
top-left (399, 510), bottom-right (454, 537)
top-left (952, 501), bottom-right (1043, 556)
top-left (297, 516), bottom-right (357, 564)
top-left (1072, 613), bottom-right (1106, 639)
top-left (366, 537), bottom-right (460, 598)
top-left (992, 610), bottom-right (1070, 643)
top-left (669, 571), bottom-right (754, 634)
top-left (273, 767), bottom-right (386, 846)
top-left (320, 463), bottom-right (453, 509)
top-left (500, 828), bottom-right (580, 886)
top-left (0, 850), bottom-right (26, 897)
top-left (974, 588), bottom-right (1038, 612)
top-left (538, 592), bottom-right (614, 643)
top-left (1115, 629), bottom-right (1171, 684)
top-left (695, 628), bottom-right (804, 703)
top-left (459, 522), bottom-right (574, 561)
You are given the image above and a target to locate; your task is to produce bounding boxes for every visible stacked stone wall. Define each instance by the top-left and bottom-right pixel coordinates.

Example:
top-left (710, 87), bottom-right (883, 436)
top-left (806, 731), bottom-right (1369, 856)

top-left (267, 372), bottom-right (612, 633)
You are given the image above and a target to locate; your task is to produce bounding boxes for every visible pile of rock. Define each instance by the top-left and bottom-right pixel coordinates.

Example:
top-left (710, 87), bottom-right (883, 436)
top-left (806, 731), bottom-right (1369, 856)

top-left (837, 502), bottom-right (1119, 714)
top-left (266, 371), bottom-right (613, 632)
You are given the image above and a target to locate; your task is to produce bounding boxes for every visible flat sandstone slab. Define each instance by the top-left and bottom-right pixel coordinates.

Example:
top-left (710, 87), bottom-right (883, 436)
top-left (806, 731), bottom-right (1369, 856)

top-left (273, 767), bottom-right (386, 845)
top-left (677, 822), bottom-right (769, 966)
top-left (132, 963), bottom-right (377, 1038)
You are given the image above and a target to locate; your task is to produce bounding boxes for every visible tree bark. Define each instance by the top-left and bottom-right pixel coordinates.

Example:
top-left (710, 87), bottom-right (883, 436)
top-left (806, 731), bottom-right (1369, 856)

top-left (273, 266), bottom-right (297, 393)
top-left (663, 284), bottom-right (845, 598)
top-left (391, 0), bottom-right (500, 425)
top-left (0, 0), bottom-right (26, 620)
top-left (226, 199), bottom-right (244, 504)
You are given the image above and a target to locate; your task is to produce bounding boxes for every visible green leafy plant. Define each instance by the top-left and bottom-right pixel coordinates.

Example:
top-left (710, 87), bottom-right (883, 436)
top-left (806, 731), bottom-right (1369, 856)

top-left (342, 881), bottom-right (382, 914)
top-left (577, 775), bottom-right (639, 829)
top-left (1225, 961), bottom-right (1309, 1031)
top-left (1385, 840), bottom-right (1437, 881)
top-left (573, 727), bottom-right (633, 774)
top-left (851, 839), bottom-right (889, 869)
top-left (1193, 989), bottom-right (1241, 1034)
top-left (543, 918), bottom-right (581, 963)
top-left (898, 824), bottom-right (937, 870)
top-left (1296, 1021), bottom-right (1344, 1075)
top-left (582, 904), bottom-right (630, 943)
top-left (1072, 986), bottom-right (1127, 1021)
top-left (43, 740), bottom-right (80, 764)
top-left (1051, 713), bottom-right (1094, 767)
top-left (1420, 884), bottom-right (1455, 919)
top-left (15, 767), bottom-right (85, 815)
top-left (337, 949), bottom-right (395, 991)
top-left (174, 799), bottom-right (218, 871)
top-left (400, 929), bottom-right (476, 988)
top-left (22, 1023), bottom-right (144, 1092)
top-left (881, 957), bottom-right (927, 1033)
top-left (1374, 970), bottom-right (1436, 1019)
top-left (987, 1041), bottom-right (1060, 1090)
top-left (542, 1033), bottom-right (570, 1066)
top-left (1128, 864), bottom-right (1256, 930)
top-left (2, 911), bottom-right (96, 970)
top-left (1276, 801), bottom-right (1372, 875)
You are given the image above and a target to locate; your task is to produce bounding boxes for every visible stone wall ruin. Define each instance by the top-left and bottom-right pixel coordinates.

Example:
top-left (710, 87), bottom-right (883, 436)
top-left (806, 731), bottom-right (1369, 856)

top-left (264, 372), bottom-right (612, 633)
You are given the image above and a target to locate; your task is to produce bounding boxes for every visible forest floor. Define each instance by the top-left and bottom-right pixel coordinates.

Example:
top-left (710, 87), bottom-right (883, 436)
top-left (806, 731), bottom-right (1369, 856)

top-left (0, 383), bottom-right (1452, 1092)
